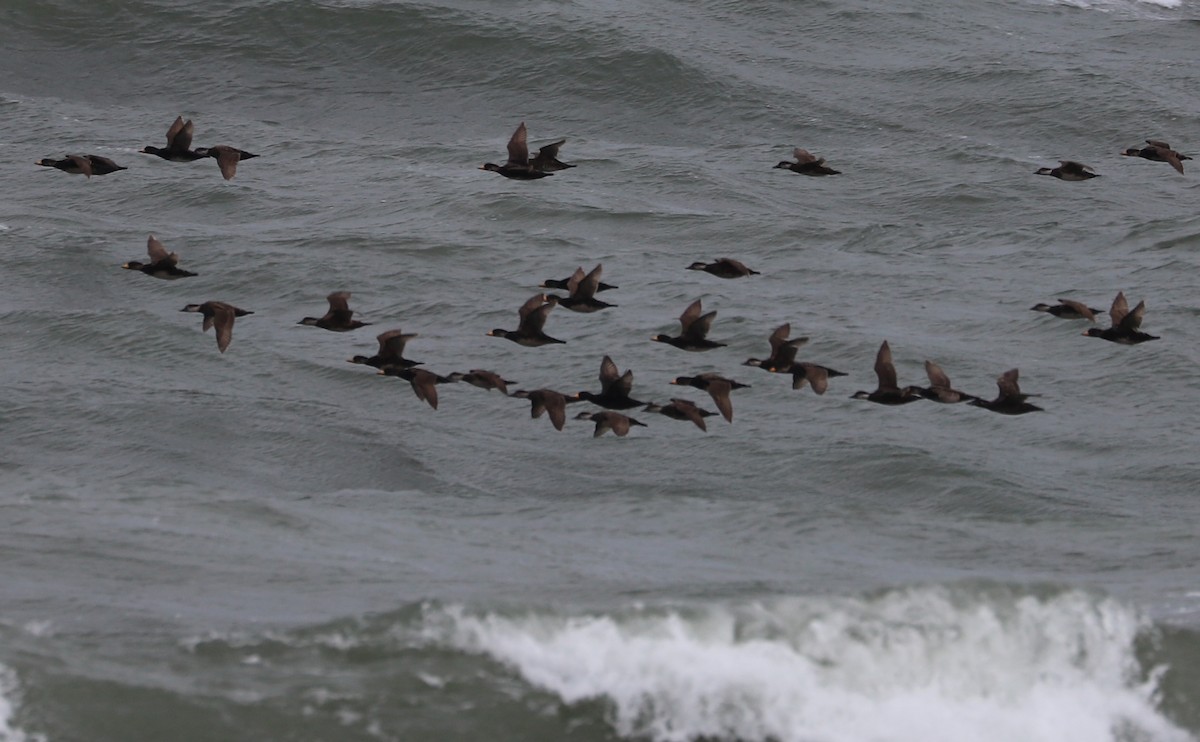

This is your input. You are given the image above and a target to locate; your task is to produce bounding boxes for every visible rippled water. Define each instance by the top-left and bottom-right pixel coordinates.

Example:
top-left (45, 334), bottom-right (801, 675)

top-left (1, 0), bottom-right (1199, 739)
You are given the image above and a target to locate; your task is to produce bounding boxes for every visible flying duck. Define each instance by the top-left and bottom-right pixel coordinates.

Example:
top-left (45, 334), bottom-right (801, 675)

top-left (686, 258), bottom-right (760, 279)
top-left (774, 148), bottom-right (841, 175)
top-left (140, 117), bottom-right (204, 161)
top-left (1034, 161), bottom-right (1099, 180)
top-left (1030, 299), bottom-right (1102, 322)
top-left (36, 154), bottom-right (126, 177)
top-left (575, 355), bottom-right (645, 409)
top-left (445, 369), bottom-right (515, 395)
top-left (670, 373), bottom-right (749, 423)
top-left (651, 299), bottom-right (726, 351)
top-left (511, 389), bottom-right (573, 430)
top-left (1121, 140), bottom-right (1189, 175)
top-left (349, 329), bottom-right (421, 369)
top-left (743, 323), bottom-right (809, 372)
top-left (851, 341), bottom-right (923, 405)
top-left (378, 367), bottom-right (452, 409)
top-left (574, 410), bottom-right (647, 438)
top-left (909, 361), bottom-right (978, 403)
top-left (488, 294), bottom-right (565, 346)
top-left (552, 264), bottom-right (616, 312)
top-left (1082, 291), bottom-right (1160, 344)
top-left (969, 369), bottom-right (1043, 415)
top-left (194, 144), bottom-right (259, 180)
top-left (642, 399), bottom-right (717, 431)
top-left (180, 301), bottom-right (252, 353)
top-left (122, 234), bottom-right (197, 279)
top-left (480, 122), bottom-right (554, 179)
top-left (298, 292), bottom-right (371, 331)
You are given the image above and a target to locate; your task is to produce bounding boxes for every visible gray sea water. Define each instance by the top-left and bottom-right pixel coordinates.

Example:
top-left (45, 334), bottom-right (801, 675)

top-left (2, 0), bottom-right (1200, 739)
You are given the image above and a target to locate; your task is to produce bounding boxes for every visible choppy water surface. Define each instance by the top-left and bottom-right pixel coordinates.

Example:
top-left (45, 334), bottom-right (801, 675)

top-left (1, 0), bottom-right (1199, 739)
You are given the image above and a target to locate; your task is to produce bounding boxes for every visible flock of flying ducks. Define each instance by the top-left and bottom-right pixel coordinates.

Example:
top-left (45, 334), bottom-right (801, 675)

top-left (41, 119), bottom-right (1174, 435)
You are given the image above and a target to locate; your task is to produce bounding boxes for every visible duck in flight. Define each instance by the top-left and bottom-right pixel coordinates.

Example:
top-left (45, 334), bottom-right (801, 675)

top-left (122, 235), bottom-right (197, 279)
top-left (774, 148), bottom-right (841, 176)
top-left (180, 301), bottom-right (253, 353)
top-left (481, 122), bottom-right (567, 179)
top-left (298, 292), bottom-right (371, 331)
top-left (969, 369), bottom-right (1043, 415)
top-left (651, 299), bottom-right (726, 351)
top-left (1082, 291), bottom-right (1159, 345)
top-left (488, 294), bottom-right (565, 346)
top-left (37, 154), bottom-right (126, 177)
top-left (851, 341), bottom-right (923, 405)
top-left (1121, 140), bottom-right (1189, 175)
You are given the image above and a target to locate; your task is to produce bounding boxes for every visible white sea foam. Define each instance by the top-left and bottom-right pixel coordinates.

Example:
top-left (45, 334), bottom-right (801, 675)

top-left (433, 587), bottom-right (1193, 742)
top-left (0, 664), bottom-right (42, 742)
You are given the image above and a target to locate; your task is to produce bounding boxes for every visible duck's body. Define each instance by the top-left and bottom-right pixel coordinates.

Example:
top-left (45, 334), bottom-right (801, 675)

top-left (643, 398), bottom-right (717, 431)
top-left (1121, 140), bottom-right (1189, 174)
top-left (1035, 160), bottom-right (1099, 180)
top-left (852, 341), bottom-right (923, 405)
top-left (37, 154), bottom-right (126, 177)
top-left (489, 294), bottom-right (565, 346)
top-left (446, 369), bottom-right (514, 395)
top-left (910, 361), bottom-right (978, 404)
top-left (377, 367), bottom-right (452, 409)
top-left (969, 369), bottom-right (1043, 415)
top-left (349, 329), bottom-right (421, 369)
top-left (299, 292), bottom-right (371, 331)
top-left (553, 264), bottom-right (616, 313)
top-left (180, 301), bottom-right (252, 353)
top-left (686, 258), bottom-right (759, 279)
top-left (123, 235), bottom-right (197, 279)
top-left (576, 356), bottom-right (645, 410)
top-left (774, 148), bottom-right (840, 175)
top-left (511, 389), bottom-right (573, 431)
top-left (575, 410), bottom-right (646, 438)
top-left (652, 298), bottom-right (726, 351)
top-left (194, 145), bottom-right (258, 180)
top-left (1030, 299), bottom-right (1102, 322)
top-left (481, 122), bottom-right (555, 179)
top-left (140, 116), bottom-right (204, 161)
top-left (1083, 291), bottom-right (1159, 344)
top-left (670, 374), bottom-right (749, 423)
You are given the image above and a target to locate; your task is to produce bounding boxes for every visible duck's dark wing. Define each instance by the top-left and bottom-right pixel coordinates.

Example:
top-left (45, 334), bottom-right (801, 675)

top-left (208, 145), bottom-right (240, 180)
top-left (797, 363), bottom-right (831, 394)
top-left (518, 293), bottom-right (548, 323)
top-left (530, 139), bottom-right (566, 169)
top-left (924, 360), bottom-right (951, 390)
top-left (408, 370), bottom-right (440, 409)
top-left (792, 148), bottom-right (818, 164)
top-left (88, 155), bottom-right (123, 171)
top-left (677, 299), bottom-right (703, 335)
top-left (325, 291), bottom-right (355, 323)
top-left (146, 234), bottom-right (178, 265)
top-left (571, 264), bottom-right (603, 300)
top-left (996, 369), bottom-right (1022, 400)
top-left (670, 398), bottom-right (708, 431)
top-left (703, 378), bottom-right (734, 423)
top-left (1147, 139), bottom-right (1172, 150)
top-left (539, 391), bottom-right (567, 430)
top-left (564, 266), bottom-right (586, 295)
top-left (1158, 148), bottom-right (1185, 174)
top-left (875, 341), bottom-right (900, 391)
top-left (1109, 291), bottom-right (1129, 328)
top-left (210, 303), bottom-right (236, 353)
top-left (506, 122), bottom-right (530, 167)
top-left (1118, 300), bottom-right (1146, 332)
top-left (522, 301), bottom-right (555, 333)
top-left (603, 412), bottom-right (632, 437)
top-left (599, 355), bottom-right (620, 389)
top-left (767, 323), bottom-right (792, 356)
top-left (1057, 298), bottom-right (1097, 322)
top-left (167, 116), bottom-right (193, 151)
top-left (377, 329), bottom-right (416, 357)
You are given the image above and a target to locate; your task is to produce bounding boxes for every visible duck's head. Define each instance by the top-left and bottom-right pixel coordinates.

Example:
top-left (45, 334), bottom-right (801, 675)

top-left (122, 261), bottom-right (145, 271)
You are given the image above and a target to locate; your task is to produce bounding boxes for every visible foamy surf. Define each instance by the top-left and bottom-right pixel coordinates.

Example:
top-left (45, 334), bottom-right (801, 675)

top-left (429, 586), bottom-right (1192, 742)
top-left (0, 664), bottom-right (39, 742)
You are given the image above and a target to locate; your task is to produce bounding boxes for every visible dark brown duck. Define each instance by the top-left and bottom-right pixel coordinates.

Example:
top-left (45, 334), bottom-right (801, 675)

top-left (298, 292), bottom-right (371, 331)
top-left (122, 234), bottom-right (197, 279)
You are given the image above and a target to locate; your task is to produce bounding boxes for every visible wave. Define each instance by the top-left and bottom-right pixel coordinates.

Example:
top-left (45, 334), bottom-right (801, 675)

top-left (429, 585), bottom-right (1192, 742)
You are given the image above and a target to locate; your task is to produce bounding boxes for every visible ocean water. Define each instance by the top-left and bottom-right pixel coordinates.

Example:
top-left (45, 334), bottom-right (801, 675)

top-left (1, 0), bottom-right (1199, 739)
